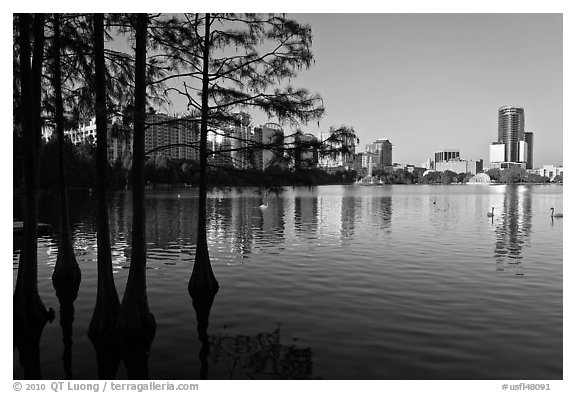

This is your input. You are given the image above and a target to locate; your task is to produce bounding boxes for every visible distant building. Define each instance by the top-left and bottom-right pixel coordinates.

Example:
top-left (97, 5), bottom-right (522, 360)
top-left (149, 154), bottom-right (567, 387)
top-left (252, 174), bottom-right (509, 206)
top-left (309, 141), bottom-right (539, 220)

top-left (207, 126), bottom-right (233, 167)
top-left (353, 152), bottom-right (378, 177)
top-left (421, 158), bottom-right (434, 170)
top-left (228, 112), bottom-right (259, 170)
top-left (145, 112), bottom-right (199, 161)
top-left (319, 128), bottom-right (357, 170)
top-left (256, 122), bottom-right (285, 170)
top-left (67, 117), bottom-right (97, 144)
top-left (489, 142), bottom-right (504, 163)
top-left (498, 105), bottom-right (524, 163)
top-left (431, 148), bottom-right (483, 174)
top-left (65, 116), bottom-right (132, 163)
top-left (530, 164), bottom-right (563, 181)
top-left (364, 138), bottom-right (392, 169)
top-left (378, 139), bottom-right (393, 168)
top-left (524, 132), bottom-right (534, 169)
top-left (296, 133), bottom-right (319, 169)
top-left (435, 158), bottom-right (483, 175)
top-left (434, 149), bottom-right (460, 163)
top-left (490, 105), bottom-right (534, 169)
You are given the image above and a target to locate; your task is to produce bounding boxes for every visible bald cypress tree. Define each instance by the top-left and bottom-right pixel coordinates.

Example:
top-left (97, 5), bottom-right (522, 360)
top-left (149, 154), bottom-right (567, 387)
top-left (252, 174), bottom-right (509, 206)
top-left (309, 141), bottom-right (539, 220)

top-left (13, 13), bottom-right (53, 379)
top-left (50, 11), bottom-right (82, 306)
top-left (154, 13), bottom-right (324, 295)
top-left (88, 12), bottom-right (122, 378)
top-left (116, 13), bottom-right (156, 379)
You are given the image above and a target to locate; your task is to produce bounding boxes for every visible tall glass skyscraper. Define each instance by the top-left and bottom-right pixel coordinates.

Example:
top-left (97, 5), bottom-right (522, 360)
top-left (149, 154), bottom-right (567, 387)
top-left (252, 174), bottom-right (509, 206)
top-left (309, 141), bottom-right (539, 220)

top-left (498, 105), bottom-right (525, 163)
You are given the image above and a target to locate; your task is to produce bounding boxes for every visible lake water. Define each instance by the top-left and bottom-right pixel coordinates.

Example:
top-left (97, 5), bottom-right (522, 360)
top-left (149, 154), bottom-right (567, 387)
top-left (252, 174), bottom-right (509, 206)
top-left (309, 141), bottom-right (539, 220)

top-left (13, 184), bottom-right (563, 380)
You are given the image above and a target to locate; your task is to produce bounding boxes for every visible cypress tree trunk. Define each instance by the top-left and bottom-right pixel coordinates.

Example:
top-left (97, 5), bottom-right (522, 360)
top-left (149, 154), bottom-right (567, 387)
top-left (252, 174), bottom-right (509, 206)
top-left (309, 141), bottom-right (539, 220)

top-left (117, 13), bottom-right (155, 379)
top-left (189, 12), bottom-right (219, 296)
top-left (50, 13), bottom-right (81, 380)
top-left (51, 12), bottom-right (82, 304)
top-left (13, 13), bottom-right (53, 379)
top-left (88, 12), bottom-right (120, 379)
top-left (191, 291), bottom-right (216, 379)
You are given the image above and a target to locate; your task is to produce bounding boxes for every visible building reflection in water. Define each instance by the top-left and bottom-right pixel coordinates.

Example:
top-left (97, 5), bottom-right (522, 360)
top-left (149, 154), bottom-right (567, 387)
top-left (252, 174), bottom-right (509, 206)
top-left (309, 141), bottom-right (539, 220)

top-left (230, 196), bottom-right (256, 258)
top-left (210, 327), bottom-right (313, 379)
top-left (340, 196), bottom-right (356, 244)
top-left (493, 186), bottom-right (533, 274)
top-left (376, 196), bottom-right (392, 231)
top-left (294, 196), bottom-right (318, 237)
top-left (97, 187), bottom-right (394, 265)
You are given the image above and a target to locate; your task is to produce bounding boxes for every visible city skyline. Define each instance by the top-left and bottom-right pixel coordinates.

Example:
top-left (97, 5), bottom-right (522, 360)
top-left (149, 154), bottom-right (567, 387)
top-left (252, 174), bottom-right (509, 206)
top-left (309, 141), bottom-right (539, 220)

top-left (271, 14), bottom-right (563, 168)
top-left (151, 13), bottom-right (562, 168)
top-left (10, 12), bottom-right (564, 171)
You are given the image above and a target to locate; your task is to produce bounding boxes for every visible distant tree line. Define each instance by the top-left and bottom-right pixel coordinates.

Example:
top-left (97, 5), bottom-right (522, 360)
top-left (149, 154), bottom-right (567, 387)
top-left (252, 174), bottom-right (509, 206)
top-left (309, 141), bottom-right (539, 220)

top-left (485, 167), bottom-right (558, 184)
top-left (367, 167), bottom-right (559, 185)
top-left (370, 168), bottom-right (471, 185)
top-left (13, 134), bottom-right (358, 191)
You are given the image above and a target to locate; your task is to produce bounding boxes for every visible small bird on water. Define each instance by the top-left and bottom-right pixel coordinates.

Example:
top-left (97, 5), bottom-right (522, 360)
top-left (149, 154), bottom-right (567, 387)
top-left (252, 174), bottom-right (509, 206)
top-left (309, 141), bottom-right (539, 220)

top-left (487, 207), bottom-right (495, 217)
top-left (550, 207), bottom-right (563, 218)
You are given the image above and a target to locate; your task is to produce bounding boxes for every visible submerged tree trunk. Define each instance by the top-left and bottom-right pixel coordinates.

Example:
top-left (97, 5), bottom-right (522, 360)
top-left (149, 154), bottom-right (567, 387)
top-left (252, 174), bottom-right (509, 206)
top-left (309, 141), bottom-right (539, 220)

top-left (116, 13), bottom-right (155, 379)
top-left (51, 12), bottom-right (82, 304)
top-left (189, 12), bottom-right (219, 296)
top-left (191, 291), bottom-right (217, 379)
top-left (88, 13), bottom-right (120, 379)
top-left (13, 13), bottom-right (53, 379)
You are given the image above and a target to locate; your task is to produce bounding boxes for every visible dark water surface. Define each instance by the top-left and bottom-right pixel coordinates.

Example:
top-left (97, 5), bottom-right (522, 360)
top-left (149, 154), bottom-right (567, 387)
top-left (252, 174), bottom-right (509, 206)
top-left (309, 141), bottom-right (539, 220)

top-left (13, 184), bottom-right (563, 379)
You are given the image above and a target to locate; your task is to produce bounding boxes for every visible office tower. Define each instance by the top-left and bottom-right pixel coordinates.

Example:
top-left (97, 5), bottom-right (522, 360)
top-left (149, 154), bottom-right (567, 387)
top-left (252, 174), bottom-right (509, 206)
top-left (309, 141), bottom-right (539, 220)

top-left (378, 139), bottom-right (393, 167)
top-left (524, 132), bottom-right (534, 169)
top-left (490, 106), bottom-right (534, 169)
top-left (498, 105), bottom-right (525, 163)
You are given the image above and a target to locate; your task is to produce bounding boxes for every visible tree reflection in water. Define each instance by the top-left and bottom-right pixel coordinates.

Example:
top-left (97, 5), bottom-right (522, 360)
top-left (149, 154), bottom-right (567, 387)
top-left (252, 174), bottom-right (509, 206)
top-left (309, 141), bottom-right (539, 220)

top-left (210, 327), bottom-right (313, 379)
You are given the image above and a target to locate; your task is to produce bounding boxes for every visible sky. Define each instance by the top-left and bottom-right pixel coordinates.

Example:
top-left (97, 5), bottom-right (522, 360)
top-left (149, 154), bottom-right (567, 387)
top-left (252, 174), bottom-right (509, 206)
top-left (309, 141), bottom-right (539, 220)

top-left (278, 13), bottom-right (563, 168)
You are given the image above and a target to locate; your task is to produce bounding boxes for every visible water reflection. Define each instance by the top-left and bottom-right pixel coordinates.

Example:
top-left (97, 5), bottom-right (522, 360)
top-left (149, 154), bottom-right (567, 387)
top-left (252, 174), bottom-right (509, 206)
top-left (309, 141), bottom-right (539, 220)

top-left (230, 197), bottom-right (256, 257)
top-left (190, 291), bottom-right (217, 379)
top-left (377, 196), bottom-right (392, 231)
top-left (493, 186), bottom-right (533, 274)
top-left (56, 284), bottom-right (78, 378)
top-left (294, 196), bottom-right (318, 236)
top-left (210, 327), bottom-right (313, 379)
top-left (340, 196), bottom-right (356, 243)
top-left (16, 189), bottom-right (385, 265)
top-left (14, 323), bottom-right (47, 379)
top-left (12, 185), bottom-right (563, 379)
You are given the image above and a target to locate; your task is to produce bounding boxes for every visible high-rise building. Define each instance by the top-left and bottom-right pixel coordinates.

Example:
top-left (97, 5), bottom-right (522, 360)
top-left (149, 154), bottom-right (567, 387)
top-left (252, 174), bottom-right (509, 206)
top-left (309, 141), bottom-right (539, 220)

top-left (229, 112), bottom-right (256, 169)
top-left (524, 132), bottom-right (534, 170)
top-left (145, 112), bottom-right (200, 161)
top-left (362, 138), bottom-right (392, 170)
top-left (498, 106), bottom-right (525, 163)
top-left (319, 129), bottom-right (357, 169)
top-left (490, 106), bottom-right (533, 169)
top-left (378, 139), bottom-right (393, 168)
top-left (256, 122), bottom-right (285, 170)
